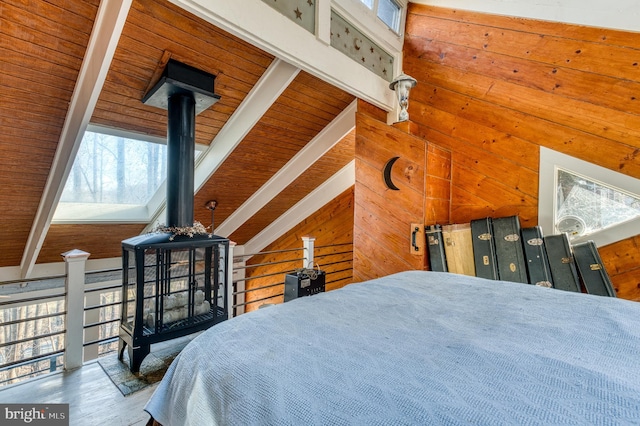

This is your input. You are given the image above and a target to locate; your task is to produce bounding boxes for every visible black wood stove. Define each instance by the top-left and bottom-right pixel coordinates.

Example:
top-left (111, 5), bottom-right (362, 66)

top-left (118, 59), bottom-right (228, 373)
top-left (119, 233), bottom-right (228, 372)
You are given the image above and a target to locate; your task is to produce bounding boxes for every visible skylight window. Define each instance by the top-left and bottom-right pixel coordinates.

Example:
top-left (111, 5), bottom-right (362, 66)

top-left (539, 147), bottom-right (640, 247)
top-left (53, 125), bottom-right (203, 223)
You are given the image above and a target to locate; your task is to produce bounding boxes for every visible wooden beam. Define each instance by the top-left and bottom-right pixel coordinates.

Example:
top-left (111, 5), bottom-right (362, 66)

top-left (20, 0), bottom-right (133, 278)
top-left (216, 100), bottom-right (356, 237)
top-left (408, 0), bottom-right (640, 33)
top-left (244, 161), bottom-right (355, 256)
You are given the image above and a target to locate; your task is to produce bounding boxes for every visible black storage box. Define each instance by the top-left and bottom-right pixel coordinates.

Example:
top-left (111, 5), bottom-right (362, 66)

top-left (573, 240), bottom-right (616, 297)
top-left (426, 225), bottom-right (448, 272)
top-left (470, 217), bottom-right (499, 280)
top-left (544, 233), bottom-right (581, 293)
top-left (284, 269), bottom-right (325, 302)
top-left (521, 226), bottom-right (553, 287)
top-left (493, 216), bottom-right (528, 283)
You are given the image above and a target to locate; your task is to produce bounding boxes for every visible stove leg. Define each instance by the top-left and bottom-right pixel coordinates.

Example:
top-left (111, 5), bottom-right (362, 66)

top-left (118, 337), bottom-right (126, 361)
top-left (128, 343), bottom-right (151, 374)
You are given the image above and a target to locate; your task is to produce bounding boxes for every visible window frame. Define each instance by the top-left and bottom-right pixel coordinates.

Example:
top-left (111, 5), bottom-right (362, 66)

top-left (334, 0), bottom-right (407, 50)
top-left (376, 0), bottom-right (402, 33)
top-left (538, 147), bottom-right (640, 247)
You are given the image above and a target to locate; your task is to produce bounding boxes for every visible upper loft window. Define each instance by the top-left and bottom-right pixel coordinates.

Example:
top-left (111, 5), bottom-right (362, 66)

top-left (377, 0), bottom-right (401, 32)
top-left (354, 0), bottom-right (404, 33)
top-left (53, 125), bottom-right (202, 223)
top-left (539, 147), bottom-right (640, 247)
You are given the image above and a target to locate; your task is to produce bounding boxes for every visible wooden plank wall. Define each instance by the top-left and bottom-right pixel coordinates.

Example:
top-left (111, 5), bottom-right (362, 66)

top-left (403, 4), bottom-right (640, 300)
top-left (353, 100), bottom-right (451, 282)
top-left (242, 187), bottom-right (354, 312)
top-left (0, 0), bottom-right (100, 268)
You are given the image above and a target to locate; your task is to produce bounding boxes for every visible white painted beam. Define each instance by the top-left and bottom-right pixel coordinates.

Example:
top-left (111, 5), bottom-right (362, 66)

top-left (145, 58), bottom-right (300, 231)
top-left (20, 0), bottom-right (133, 279)
top-left (243, 161), bottom-right (355, 256)
top-left (169, 0), bottom-right (395, 111)
top-left (215, 100), bottom-right (356, 237)
top-left (410, 0), bottom-right (640, 33)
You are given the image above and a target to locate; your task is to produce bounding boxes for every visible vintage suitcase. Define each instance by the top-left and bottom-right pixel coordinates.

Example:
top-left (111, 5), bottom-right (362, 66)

top-left (470, 217), bottom-right (499, 280)
top-left (426, 225), bottom-right (448, 272)
top-left (544, 233), bottom-right (581, 292)
top-left (492, 216), bottom-right (528, 283)
top-left (572, 240), bottom-right (616, 297)
top-left (442, 223), bottom-right (475, 276)
top-left (521, 226), bottom-right (553, 287)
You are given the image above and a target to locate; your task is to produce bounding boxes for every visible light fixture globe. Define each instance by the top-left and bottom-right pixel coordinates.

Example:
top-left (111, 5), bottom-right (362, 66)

top-left (389, 73), bottom-right (417, 122)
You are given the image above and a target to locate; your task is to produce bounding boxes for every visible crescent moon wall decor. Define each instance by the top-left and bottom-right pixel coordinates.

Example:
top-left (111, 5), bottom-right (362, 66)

top-left (383, 156), bottom-right (400, 190)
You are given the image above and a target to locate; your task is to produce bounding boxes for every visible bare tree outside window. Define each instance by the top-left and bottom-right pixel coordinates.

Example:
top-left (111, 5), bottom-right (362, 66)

top-left (556, 168), bottom-right (640, 239)
top-left (60, 131), bottom-right (168, 205)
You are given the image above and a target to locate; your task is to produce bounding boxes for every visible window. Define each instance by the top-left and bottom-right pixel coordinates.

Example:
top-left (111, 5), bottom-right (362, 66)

top-left (377, 0), bottom-right (401, 32)
top-left (539, 147), bottom-right (640, 246)
top-left (556, 169), bottom-right (640, 238)
top-left (352, 0), bottom-right (404, 34)
top-left (60, 129), bottom-right (167, 205)
top-left (53, 125), bottom-right (203, 223)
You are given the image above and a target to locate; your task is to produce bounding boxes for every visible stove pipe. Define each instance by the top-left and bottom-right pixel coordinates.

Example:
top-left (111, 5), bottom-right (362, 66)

top-left (142, 59), bottom-right (220, 228)
top-left (166, 94), bottom-right (195, 227)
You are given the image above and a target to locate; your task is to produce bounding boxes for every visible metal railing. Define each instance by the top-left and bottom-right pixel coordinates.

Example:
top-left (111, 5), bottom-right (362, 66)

top-left (0, 276), bottom-right (67, 386)
top-left (0, 266), bottom-right (124, 387)
top-left (0, 236), bottom-right (353, 387)
top-left (230, 239), bottom-right (353, 315)
top-left (231, 247), bottom-right (304, 314)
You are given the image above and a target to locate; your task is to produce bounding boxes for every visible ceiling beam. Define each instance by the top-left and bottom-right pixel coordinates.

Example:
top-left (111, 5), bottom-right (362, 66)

top-left (409, 0), bottom-right (640, 32)
top-left (20, 0), bottom-right (133, 279)
top-left (215, 100), bottom-right (356, 237)
top-left (169, 0), bottom-right (395, 111)
top-left (244, 160), bottom-right (355, 256)
top-left (145, 57), bottom-right (300, 231)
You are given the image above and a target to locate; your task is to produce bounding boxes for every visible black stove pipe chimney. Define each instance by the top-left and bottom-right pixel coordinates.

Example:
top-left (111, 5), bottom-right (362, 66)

top-left (166, 93), bottom-right (195, 228)
top-left (142, 59), bottom-right (220, 228)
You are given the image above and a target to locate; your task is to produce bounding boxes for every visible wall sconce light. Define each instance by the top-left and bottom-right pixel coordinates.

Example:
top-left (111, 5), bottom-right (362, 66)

top-left (389, 73), bottom-right (417, 122)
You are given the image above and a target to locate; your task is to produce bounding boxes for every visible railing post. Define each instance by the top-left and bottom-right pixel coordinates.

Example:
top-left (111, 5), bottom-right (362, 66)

top-left (302, 236), bottom-right (315, 269)
top-left (62, 249), bottom-right (90, 370)
top-left (227, 242), bottom-right (237, 318)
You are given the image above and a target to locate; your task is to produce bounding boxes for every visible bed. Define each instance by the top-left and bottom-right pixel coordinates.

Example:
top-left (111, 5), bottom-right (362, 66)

top-left (145, 271), bottom-right (640, 425)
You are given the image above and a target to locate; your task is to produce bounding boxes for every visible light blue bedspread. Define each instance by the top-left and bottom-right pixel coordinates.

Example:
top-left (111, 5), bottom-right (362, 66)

top-left (145, 271), bottom-right (640, 425)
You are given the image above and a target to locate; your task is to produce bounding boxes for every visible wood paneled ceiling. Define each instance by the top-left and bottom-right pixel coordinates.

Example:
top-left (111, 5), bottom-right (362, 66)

top-left (0, 0), bottom-right (356, 274)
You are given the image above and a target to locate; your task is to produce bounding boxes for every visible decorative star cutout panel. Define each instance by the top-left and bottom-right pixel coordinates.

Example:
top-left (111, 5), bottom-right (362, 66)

top-left (330, 10), bottom-right (393, 82)
top-left (261, 0), bottom-right (315, 33)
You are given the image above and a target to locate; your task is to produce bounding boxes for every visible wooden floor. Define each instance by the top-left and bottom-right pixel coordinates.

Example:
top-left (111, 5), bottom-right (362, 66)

top-left (0, 361), bottom-right (157, 425)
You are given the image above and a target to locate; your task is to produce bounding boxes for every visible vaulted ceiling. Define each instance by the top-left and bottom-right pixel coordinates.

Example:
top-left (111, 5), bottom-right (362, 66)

top-left (0, 0), bottom-right (366, 278)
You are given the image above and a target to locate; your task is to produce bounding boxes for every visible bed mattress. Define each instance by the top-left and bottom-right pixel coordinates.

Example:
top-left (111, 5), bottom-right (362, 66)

top-left (145, 271), bottom-right (640, 425)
